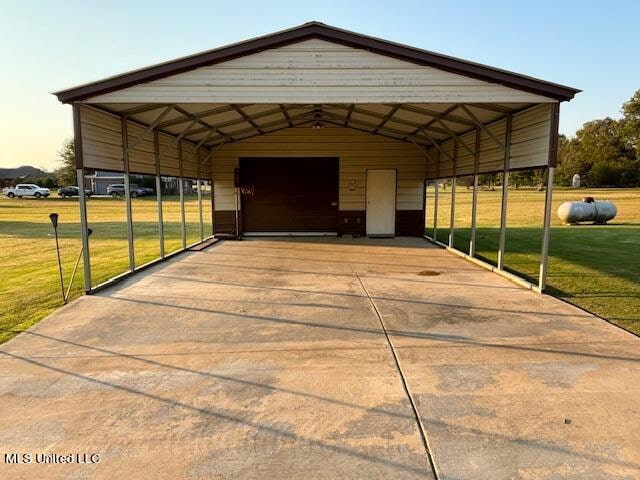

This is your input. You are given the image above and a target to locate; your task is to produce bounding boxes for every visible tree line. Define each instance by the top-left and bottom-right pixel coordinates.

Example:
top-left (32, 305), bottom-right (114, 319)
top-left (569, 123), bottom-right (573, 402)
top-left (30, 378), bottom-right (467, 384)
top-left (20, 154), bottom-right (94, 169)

top-left (555, 89), bottom-right (640, 187)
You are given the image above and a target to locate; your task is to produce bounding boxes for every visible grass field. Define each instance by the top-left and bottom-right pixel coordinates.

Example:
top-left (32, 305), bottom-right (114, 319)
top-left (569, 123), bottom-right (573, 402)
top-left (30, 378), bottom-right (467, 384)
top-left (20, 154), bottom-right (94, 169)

top-left (0, 187), bottom-right (638, 344)
top-left (0, 193), bottom-right (211, 343)
top-left (427, 186), bottom-right (640, 334)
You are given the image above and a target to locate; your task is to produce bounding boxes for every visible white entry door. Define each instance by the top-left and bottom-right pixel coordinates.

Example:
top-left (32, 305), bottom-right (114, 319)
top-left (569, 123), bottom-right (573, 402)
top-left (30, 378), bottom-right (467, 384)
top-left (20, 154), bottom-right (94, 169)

top-left (366, 169), bottom-right (396, 236)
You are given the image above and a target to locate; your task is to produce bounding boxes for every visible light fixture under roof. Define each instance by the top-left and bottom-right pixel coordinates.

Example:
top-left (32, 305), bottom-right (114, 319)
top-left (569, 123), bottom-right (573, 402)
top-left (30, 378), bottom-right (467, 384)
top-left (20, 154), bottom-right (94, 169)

top-left (312, 111), bottom-right (323, 129)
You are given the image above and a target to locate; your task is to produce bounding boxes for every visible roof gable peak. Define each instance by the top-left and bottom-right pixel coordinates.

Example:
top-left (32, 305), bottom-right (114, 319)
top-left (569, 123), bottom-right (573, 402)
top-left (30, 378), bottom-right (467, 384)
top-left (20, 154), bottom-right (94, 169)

top-left (54, 22), bottom-right (579, 103)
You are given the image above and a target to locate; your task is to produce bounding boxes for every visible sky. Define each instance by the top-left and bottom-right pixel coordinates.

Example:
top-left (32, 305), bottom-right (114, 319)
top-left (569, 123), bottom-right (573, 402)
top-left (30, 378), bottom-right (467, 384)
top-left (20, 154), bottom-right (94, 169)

top-left (1, 0), bottom-right (639, 171)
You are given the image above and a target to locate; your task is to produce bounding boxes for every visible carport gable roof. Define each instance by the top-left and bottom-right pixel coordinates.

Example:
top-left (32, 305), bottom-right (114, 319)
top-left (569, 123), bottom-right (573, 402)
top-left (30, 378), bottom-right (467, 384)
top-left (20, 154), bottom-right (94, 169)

top-left (54, 21), bottom-right (580, 103)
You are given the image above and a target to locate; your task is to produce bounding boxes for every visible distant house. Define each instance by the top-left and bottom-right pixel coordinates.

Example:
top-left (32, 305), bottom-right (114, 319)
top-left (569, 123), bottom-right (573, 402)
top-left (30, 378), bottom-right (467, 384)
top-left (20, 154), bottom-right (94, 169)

top-left (86, 171), bottom-right (124, 195)
top-left (161, 177), bottom-right (195, 195)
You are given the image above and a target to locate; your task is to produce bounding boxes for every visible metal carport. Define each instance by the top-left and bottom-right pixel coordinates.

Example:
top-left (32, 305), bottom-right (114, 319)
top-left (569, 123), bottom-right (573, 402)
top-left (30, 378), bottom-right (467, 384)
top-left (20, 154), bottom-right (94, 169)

top-left (54, 21), bottom-right (579, 294)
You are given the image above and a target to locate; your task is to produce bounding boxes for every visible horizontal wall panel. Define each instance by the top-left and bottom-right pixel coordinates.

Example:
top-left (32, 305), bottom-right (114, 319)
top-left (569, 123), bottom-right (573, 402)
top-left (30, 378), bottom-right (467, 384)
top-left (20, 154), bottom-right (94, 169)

top-left (509, 104), bottom-right (552, 170)
top-left (157, 134), bottom-right (180, 177)
top-left (80, 107), bottom-right (121, 132)
top-left (454, 130), bottom-right (477, 176)
top-left (83, 154), bottom-right (123, 172)
top-left (127, 122), bottom-right (156, 175)
top-left (87, 39), bottom-right (555, 104)
top-left (424, 104), bottom-right (552, 179)
top-left (79, 105), bottom-right (212, 178)
top-left (79, 106), bottom-right (123, 171)
top-left (180, 142), bottom-right (200, 179)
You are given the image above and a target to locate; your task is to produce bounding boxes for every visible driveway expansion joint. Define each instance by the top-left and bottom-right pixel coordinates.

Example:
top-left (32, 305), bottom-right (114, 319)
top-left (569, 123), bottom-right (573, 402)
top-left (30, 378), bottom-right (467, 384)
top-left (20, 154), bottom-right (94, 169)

top-left (355, 272), bottom-right (440, 479)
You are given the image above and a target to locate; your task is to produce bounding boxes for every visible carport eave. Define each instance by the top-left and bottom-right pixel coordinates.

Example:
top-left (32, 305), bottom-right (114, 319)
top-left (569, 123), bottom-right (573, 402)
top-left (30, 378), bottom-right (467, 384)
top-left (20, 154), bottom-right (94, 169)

top-left (52, 22), bottom-right (580, 104)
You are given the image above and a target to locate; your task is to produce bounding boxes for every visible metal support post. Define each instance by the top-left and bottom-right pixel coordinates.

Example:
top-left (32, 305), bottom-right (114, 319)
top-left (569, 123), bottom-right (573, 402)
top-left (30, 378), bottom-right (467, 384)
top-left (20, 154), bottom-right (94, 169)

top-left (210, 156), bottom-right (216, 236)
top-left (197, 179), bottom-right (203, 241)
top-left (196, 148), bottom-right (204, 241)
top-left (470, 128), bottom-right (480, 257)
top-left (178, 142), bottom-right (186, 249)
top-left (449, 140), bottom-right (457, 248)
top-left (73, 104), bottom-right (92, 292)
top-left (497, 115), bottom-right (512, 270)
top-left (154, 130), bottom-right (165, 259)
top-left (122, 117), bottom-right (135, 271)
top-left (539, 103), bottom-right (560, 291)
top-left (539, 167), bottom-right (555, 290)
top-left (432, 150), bottom-right (440, 239)
top-left (76, 168), bottom-right (91, 291)
top-left (433, 180), bottom-right (439, 240)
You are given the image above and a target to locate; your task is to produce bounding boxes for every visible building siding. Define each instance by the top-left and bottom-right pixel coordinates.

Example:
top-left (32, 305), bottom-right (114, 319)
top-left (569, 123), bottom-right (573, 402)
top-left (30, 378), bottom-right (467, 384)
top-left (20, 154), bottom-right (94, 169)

top-left (211, 125), bottom-right (426, 216)
top-left (425, 104), bottom-right (553, 179)
top-left (86, 39), bottom-right (556, 104)
top-left (78, 105), bottom-right (211, 179)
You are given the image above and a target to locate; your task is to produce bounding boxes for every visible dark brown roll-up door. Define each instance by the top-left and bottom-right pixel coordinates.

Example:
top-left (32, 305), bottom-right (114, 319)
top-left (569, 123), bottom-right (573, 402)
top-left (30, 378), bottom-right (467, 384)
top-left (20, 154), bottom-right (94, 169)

top-left (240, 157), bottom-right (338, 233)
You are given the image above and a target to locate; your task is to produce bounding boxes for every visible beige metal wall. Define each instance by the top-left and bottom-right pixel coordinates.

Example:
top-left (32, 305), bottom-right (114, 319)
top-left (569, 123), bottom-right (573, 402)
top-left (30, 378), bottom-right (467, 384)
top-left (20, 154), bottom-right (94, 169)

top-left (211, 125), bottom-right (426, 212)
top-left (425, 104), bottom-right (553, 179)
top-left (85, 39), bottom-right (556, 105)
top-left (78, 105), bottom-right (211, 179)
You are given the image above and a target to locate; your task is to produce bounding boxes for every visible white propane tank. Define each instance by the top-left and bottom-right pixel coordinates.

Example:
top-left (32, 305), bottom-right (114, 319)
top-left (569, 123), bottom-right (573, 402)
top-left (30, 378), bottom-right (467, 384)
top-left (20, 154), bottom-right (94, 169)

top-left (557, 198), bottom-right (617, 224)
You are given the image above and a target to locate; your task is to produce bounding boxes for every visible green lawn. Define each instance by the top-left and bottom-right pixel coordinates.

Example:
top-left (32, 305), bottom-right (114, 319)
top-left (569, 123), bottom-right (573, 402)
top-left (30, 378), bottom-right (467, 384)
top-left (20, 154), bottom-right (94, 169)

top-left (426, 186), bottom-right (640, 334)
top-left (1, 187), bottom-right (638, 344)
top-left (0, 193), bottom-right (211, 344)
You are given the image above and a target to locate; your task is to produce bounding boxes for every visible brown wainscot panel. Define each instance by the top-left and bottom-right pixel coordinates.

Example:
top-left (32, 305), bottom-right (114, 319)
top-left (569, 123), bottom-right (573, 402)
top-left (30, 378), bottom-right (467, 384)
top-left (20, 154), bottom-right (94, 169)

top-left (395, 210), bottom-right (424, 236)
top-left (214, 210), bottom-right (241, 235)
top-left (338, 211), bottom-right (366, 236)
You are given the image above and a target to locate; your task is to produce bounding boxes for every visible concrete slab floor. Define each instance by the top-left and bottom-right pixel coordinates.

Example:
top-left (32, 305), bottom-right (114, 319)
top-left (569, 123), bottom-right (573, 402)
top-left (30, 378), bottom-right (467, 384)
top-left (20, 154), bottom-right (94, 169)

top-left (0, 237), bottom-right (638, 479)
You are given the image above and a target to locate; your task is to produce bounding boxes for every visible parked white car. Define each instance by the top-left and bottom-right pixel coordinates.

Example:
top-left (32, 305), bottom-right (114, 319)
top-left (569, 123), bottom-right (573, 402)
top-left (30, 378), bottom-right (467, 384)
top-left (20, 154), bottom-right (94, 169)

top-left (4, 184), bottom-right (51, 198)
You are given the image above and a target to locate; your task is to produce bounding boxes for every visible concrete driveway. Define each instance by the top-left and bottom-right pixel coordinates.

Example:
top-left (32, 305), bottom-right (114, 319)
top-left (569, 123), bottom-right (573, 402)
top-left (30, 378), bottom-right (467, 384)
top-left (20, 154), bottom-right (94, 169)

top-left (1, 238), bottom-right (639, 479)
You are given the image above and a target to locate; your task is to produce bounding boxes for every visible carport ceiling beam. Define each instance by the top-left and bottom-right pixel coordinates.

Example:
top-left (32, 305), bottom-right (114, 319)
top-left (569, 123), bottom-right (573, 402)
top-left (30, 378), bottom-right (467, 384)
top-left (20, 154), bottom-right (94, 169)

top-left (396, 104), bottom-right (476, 127)
top-left (121, 103), bottom-right (173, 116)
top-left (403, 104), bottom-right (461, 140)
top-left (419, 128), bottom-right (454, 162)
top-left (319, 110), bottom-right (420, 140)
top-left (231, 104), bottom-right (264, 134)
top-left (171, 118), bottom-right (199, 146)
top-left (467, 103), bottom-right (514, 114)
top-left (434, 119), bottom-right (475, 157)
top-left (195, 130), bottom-right (216, 151)
top-left (319, 110), bottom-right (433, 146)
top-left (459, 104), bottom-right (508, 152)
top-left (202, 110), bottom-right (321, 146)
top-left (329, 104), bottom-right (449, 136)
top-left (173, 106), bottom-right (224, 137)
top-left (127, 104), bottom-right (175, 151)
top-left (157, 104), bottom-right (241, 129)
top-left (374, 105), bottom-right (400, 134)
top-left (344, 104), bottom-right (355, 126)
top-left (319, 118), bottom-right (426, 147)
top-left (186, 105), bottom-right (309, 138)
top-left (206, 117), bottom-right (319, 149)
top-left (401, 104), bottom-right (460, 143)
top-left (171, 106), bottom-right (235, 143)
top-left (279, 104), bottom-right (292, 127)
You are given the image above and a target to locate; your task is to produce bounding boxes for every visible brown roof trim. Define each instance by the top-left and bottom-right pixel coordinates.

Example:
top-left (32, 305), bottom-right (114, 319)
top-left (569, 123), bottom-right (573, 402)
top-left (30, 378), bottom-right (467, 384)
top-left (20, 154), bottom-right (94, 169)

top-left (54, 22), bottom-right (580, 103)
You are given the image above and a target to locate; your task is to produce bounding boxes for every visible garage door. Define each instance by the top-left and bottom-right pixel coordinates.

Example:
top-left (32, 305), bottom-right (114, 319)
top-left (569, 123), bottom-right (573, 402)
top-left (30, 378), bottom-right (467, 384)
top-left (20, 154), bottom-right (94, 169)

top-left (240, 157), bottom-right (339, 233)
